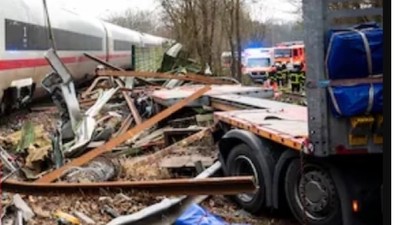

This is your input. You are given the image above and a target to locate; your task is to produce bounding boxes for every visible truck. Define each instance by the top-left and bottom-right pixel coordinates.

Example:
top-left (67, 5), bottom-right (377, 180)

top-left (214, 1), bottom-right (383, 225)
top-left (242, 47), bottom-right (275, 83)
top-left (274, 44), bottom-right (306, 72)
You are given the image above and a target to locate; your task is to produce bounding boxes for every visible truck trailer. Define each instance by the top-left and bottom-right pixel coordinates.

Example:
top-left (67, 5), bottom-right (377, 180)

top-left (215, 1), bottom-right (383, 225)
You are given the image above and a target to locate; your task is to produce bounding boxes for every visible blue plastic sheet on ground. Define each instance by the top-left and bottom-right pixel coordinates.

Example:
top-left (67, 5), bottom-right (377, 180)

top-left (175, 204), bottom-right (251, 225)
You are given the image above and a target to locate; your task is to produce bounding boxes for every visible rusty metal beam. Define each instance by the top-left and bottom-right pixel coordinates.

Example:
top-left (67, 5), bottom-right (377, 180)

top-left (83, 53), bottom-right (156, 86)
top-left (35, 86), bottom-right (211, 183)
top-left (97, 70), bottom-right (234, 85)
top-left (3, 176), bottom-right (255, 196)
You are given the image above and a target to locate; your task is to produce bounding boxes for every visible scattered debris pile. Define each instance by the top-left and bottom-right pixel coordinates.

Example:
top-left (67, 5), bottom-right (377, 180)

top-left (0, 48), bottom-right (300, 225)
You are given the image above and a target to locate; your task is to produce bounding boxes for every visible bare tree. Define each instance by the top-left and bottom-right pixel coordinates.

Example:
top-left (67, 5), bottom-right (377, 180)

top-left (106, 9), bottom-right (160, 35)
top-left (160, 0), bottom-right (221, 73)
top-left (157, 0), bottom-right (308, 79)
top-left (235, 0), bottom-right (243, 82)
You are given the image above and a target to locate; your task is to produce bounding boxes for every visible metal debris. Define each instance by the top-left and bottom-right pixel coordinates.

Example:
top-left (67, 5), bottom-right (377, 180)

top-left (42, 49), bottom-right (82, 141)
top-left (73, 211), bottom-right (96, 224)
top-left (3, 176), bottom-right (256, 196)
top-left (34, 85), bottom-right (211, 183)
top-left (64, 157), bottom-right (120, 183)
top-left (13, 194), bottom-right (35, 221)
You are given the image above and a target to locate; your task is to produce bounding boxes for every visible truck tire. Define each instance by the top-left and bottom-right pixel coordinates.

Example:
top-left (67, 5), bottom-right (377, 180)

top-left (226, 143), bottom-right (266, 213)
top-left (285, 159), bottom-right (342, 225)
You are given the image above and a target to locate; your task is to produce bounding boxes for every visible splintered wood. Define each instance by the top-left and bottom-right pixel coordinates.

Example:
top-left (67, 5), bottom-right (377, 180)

top-left (35, 86), bottom-right (211, 183)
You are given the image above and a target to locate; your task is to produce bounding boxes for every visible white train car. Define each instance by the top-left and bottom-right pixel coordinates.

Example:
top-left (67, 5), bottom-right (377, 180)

top-left (0, 0), bottom-right (169, 112)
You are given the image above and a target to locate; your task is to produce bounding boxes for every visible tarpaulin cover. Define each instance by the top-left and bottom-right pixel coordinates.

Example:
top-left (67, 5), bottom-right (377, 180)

top-left (326, 23), bottom-right (383, 79)
top-left (175, 204), bottom-right (249, 225)
top-left (328, 83), bottom-right (383, 117)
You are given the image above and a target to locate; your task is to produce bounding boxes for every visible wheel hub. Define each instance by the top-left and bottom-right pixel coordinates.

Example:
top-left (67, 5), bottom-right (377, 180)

top-left (297, 170), bottom-right (337, 220)
top-left (234, 156), bottom-right (259, 203)
top-left (304, 180), bottom-right (328, 212)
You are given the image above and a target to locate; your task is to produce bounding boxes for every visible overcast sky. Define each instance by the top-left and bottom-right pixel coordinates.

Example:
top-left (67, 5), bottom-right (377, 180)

top-left (51, 0), bottom-right (300, 22)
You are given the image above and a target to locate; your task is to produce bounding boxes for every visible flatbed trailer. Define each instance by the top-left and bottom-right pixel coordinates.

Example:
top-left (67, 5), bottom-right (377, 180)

top-left (214, 1), bottom-right (383, 225)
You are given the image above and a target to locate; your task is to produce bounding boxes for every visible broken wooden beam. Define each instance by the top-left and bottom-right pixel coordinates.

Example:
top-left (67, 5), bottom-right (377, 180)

top-left (115, 79), bottom-right (143, 125)
top-left (97, 70), bottom-right (234, 85)
top-left (35, 86), bottom-right (211, 183)
top-left (115, 115), bottom-right (133, 137)
top-left (4, 176), bottom-right (255, 196)
top-left (81, 76), bottom-right (112, 99)
top-left (163, 127), bottom-right (203, 146)
top-left (131, 127), bottom-right (214, 167)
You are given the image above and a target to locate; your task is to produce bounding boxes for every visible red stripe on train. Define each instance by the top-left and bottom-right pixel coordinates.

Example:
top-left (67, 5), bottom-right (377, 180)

top-left (0, 54), bottom-right (130, 71)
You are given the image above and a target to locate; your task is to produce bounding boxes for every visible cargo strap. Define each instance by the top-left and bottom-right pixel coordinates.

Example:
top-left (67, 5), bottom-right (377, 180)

top-left (366, 83), bottom-right (374, 114)
top-left (352, 29), bottom-right (373, 76)
top-left (328, 83), bottom-right (375, 116)
top-left (328, 87), bottom-right (342, 115)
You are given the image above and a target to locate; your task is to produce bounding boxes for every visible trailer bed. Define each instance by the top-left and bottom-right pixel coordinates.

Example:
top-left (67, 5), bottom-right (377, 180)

top-left (210, 94), bottom-right (293, 110)
top-left (151, 85), bottom-right (274, 107)
top-left (214, 99), bottom-right (308, 151)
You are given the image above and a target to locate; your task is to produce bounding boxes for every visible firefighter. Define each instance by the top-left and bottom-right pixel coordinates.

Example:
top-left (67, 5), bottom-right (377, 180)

top-left (289, 65), bottom-right (301, 93)
top-left (281, 63), bottom-right (289, 87)
top-left (269, 70), bottom-right (277, 89)
top-left (274, 63), bottom-right (283, 87)
top-left (299, 63), bottom-right (306, 92)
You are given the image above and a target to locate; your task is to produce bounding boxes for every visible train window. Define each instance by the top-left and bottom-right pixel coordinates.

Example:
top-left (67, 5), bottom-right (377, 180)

top-left (293, 49), bottom-right (298, 57)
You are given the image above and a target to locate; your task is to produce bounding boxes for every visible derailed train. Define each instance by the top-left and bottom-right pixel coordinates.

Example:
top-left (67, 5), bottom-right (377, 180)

top-left (0, 0), bottom-right (170, 112)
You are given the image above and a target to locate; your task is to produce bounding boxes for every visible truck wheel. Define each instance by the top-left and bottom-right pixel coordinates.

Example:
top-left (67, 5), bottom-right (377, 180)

top-left (226, 144), bottom-right (266, 213)
top-left (285, 159), bottom-right (342, 225)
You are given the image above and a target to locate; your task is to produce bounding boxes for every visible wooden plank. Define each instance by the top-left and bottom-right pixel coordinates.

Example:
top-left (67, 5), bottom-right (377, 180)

top-left (163, 128), bottom-right (203, 146)
top-left (35, 86), bottom-right (211, 183)
top-left (160, 155), bottom-right (216, 169)
top-left (115, 79), bottom-right (143, 125)
top-left (97, 70), bottom-right (233, 85)
top-left (132, 128), bottom-right (213, 167)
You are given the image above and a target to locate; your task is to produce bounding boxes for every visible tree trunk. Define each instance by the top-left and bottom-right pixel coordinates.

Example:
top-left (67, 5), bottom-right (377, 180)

top-left (235, 0), bottom-right (242, 82)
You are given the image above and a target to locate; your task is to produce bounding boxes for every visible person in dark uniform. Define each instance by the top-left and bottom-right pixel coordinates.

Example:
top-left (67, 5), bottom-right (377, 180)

top-left (281, 63), bottom-right (288, 87)
top-left (275, 64), bottom-right (284, 87)
top-left (269, 70), bottom-right (277, 88)
top-left (289, 65), bottom-right (301, 93)
top-left (298, 63), bottom-right (306, 92)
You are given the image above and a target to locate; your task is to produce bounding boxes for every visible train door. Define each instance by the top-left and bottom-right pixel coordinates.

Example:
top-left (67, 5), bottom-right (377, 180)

top-left (131, 45), bottom-right (136, 71)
